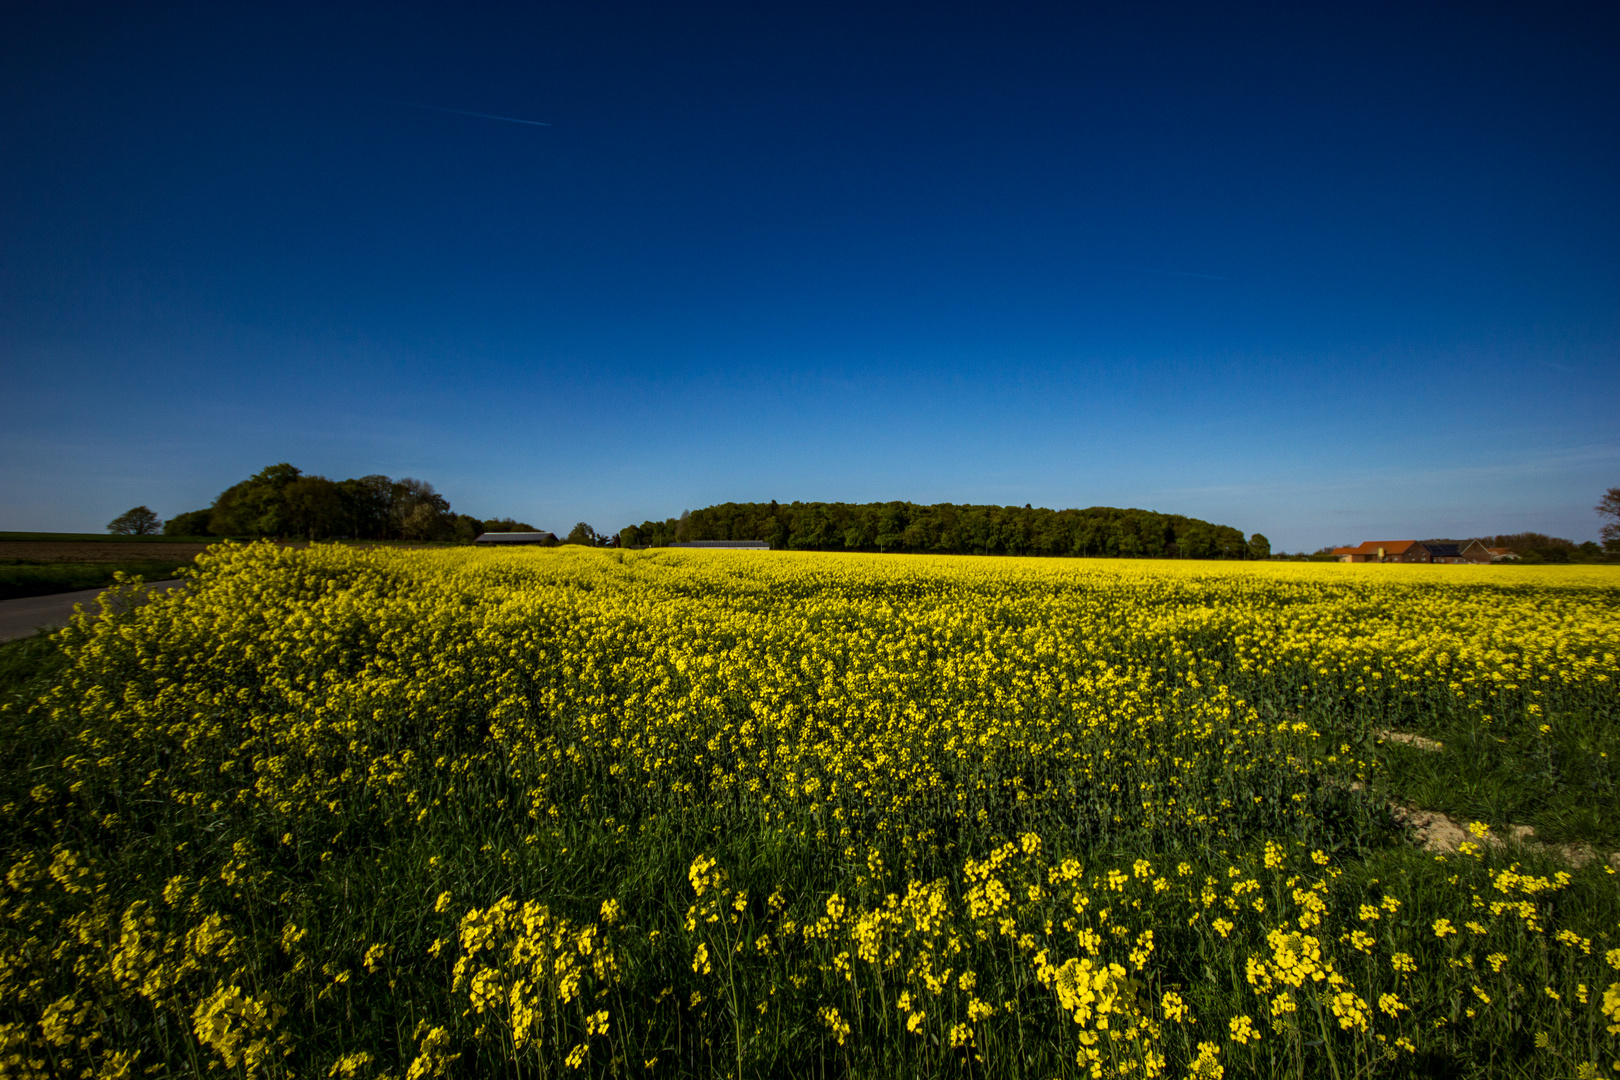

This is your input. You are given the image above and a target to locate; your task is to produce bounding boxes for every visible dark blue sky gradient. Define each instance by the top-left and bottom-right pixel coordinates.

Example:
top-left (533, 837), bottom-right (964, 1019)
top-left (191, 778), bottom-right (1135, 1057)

top-left (3, 2), bottom-right (1617, 549)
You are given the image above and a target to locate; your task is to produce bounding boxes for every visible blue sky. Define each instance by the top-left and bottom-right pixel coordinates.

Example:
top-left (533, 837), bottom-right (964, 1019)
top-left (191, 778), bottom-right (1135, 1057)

top-left (3, 2), bottom-right (1616, 551)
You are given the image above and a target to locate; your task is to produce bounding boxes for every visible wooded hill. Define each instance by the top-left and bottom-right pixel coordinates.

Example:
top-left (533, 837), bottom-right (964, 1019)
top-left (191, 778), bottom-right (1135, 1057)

top-left (621, 501), bottom-right (1265, 559)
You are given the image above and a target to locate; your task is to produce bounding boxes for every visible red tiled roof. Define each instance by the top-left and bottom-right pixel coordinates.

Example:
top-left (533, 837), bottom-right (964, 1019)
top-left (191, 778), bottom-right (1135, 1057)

top-left (1350, 540), bottom-right (1420, 555)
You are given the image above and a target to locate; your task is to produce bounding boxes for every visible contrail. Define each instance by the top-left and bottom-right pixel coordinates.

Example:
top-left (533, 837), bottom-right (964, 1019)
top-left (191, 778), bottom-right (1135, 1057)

top-left (1148, 269), bottom-right (1227, 280)
top-left (394, 100), bottom-right (551, 127)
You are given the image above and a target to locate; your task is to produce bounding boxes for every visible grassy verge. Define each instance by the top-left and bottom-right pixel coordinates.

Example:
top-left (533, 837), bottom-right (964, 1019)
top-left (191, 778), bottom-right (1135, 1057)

top-left (0, 631), bottom-right (64, 705)
top-left (0, 559), bottom-right (193, 600)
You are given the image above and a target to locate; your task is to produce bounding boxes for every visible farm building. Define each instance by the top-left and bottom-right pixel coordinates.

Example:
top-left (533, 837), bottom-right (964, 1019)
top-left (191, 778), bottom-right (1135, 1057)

top-left (1331, 540), bottom-right (1473, 564)
top-left (473, 531), bottom-right (558, 546)
top-left (1459, 540), bottom-right (1519, 562)
top-left (1419, 543), bottom-right (1469, 564)
top-left (1331, 540), bottom-right (1424, 563)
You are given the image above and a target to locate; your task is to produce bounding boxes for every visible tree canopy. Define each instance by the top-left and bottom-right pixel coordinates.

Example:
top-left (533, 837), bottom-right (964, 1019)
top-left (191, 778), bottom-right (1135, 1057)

top-left (161, 464), bottom-right (514, 543)
top-left (162, 509), bottom-right (214, 537)
top-left (565, 522), bottom-right (610, 546)
top-left (107, 506), bottom-right (162, 536)
top-left (1598, 487), bottom-right (1620, 551)
top-left (481, 518), bottom-right (538, 533)
top-left (620, 501), bottom-right (1258, 559)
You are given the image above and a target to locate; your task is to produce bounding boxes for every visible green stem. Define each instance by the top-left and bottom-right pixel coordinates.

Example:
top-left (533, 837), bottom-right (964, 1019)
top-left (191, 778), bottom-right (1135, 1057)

top-left (1311, 991), bottom-right (1342, 1080)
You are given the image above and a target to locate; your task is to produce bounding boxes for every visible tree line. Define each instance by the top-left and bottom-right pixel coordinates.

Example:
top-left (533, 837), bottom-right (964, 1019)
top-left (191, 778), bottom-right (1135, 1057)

top-left (112, 480), bottom-right (1620, 561)
top-left (1464, 532), bottom-right (1615, 564)
top-left (144, 464), bottom-right (532, 543)
top-left (619, 501), bottom-right (1269, 559)
top-left (1304, 526), bottom-right (1620, 564)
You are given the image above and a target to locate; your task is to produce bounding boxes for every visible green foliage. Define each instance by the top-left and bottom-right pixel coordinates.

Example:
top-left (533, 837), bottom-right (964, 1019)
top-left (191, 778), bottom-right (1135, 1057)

top-left (0, 632), bottom-right (65, 706)
top-left (1474, 533), bottom-right (1579, 563)
top-left (620, 516), bottom-right (683, 548)
top-left (450, 514), bottom-right (483, 544)
top-left (162, 509), bottom-right (214, 536)
top-left (626, 500), bottom-right (1252, 558)
top-left (392, 478), bottom-right (452, 540)
top-left (1598, 487), bottom-right (1620, 551)
top-left (481, 518), bottom-right (538, 533)
top-left (1377, 705), bottom-right (1620, 847)
top-left (0, 550), bottom-right (1617, 1078)
top-left (1248, 533), bottom-right (1272, 560)
top-left (565, 522), bottom-right (607, 546)
top-left (283, 476), bottom-right (344, 540)
top-left (209, 462), bottom-right (304, 536)
top-left (186, 466), bottom-right (478, 542)
top-left (338, 474), bottom-right (397, 539)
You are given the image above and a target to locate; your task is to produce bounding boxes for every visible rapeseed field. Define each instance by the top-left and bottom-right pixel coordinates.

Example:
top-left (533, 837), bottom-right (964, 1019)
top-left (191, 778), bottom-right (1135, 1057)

top-left (1, 543), bottom-right (1618, 1078)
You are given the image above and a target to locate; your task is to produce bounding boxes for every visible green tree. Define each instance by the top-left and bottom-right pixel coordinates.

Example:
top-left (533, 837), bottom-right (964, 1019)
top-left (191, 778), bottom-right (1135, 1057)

top-left (480, 518), bottom-right (537, 533)
top-left (210, 464), bottom-right (302, 537)
top-left (340, 476), bottom-right (396, 540)
top-left (1247, 533), bottom-right (1271, 560)
top-left (400, 504), bottom-right (440, 540)
top-left (842, 515), bottom-right (876, 550)
top-left (392, 479), bottom-right (451, 540)
top-left (108, 506), bottom-right (162, 535)
top-left (789, 507), bottom-right (831, 550)
top-left (565, 522), bottom-right (601, 546)
top-left (1172, 523), bottom-right (1211, 558)
top-left (1598, 487), bottom-right (1620, 551)
top-left (162, 509), bottom-right (213, 537)
top-left (283, 476), bottom-right (345, 540)
top-left (639, 501), bottom-right (1254, 560)
top-left (624, 518), bottom-right (680, 547)
top-left (1478, 533), bottom-right (1577, 562)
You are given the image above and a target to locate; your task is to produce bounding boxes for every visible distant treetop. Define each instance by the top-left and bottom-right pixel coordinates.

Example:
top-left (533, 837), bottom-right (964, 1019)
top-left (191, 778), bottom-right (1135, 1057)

top-left (157, 463), bottom-right (536, 544)
top-left (108, 506), bottom-right (162, 536)
top-left (620, 501), bottom-right (1259, 559)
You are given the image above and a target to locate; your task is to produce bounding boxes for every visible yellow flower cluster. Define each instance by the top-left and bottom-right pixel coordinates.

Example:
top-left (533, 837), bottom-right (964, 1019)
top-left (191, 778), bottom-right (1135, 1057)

top-left (452, 896), bottom-right (620, 1059)
top-left (667, 829), bottom-right (1610, 1078)
top-left (0, 543), bottom-right (1614, 1077)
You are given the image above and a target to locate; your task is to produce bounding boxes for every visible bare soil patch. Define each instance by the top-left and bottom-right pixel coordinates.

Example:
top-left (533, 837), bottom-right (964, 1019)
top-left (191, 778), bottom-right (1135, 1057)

top-left (1391, 802), bottom-right (1620, 868)
top-left (0, 541), bottom-right (213, 563)
top-left (1374, 728), bottom-right (1444, 752)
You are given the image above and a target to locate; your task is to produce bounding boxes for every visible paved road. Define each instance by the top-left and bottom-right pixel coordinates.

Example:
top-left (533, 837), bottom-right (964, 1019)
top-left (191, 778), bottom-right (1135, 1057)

top-left (0, 580), bottom-right (184, 643)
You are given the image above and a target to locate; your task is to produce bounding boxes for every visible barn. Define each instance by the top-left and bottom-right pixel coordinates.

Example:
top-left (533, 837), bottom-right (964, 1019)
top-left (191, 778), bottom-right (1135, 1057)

top-left (473, 531), bottom-right (558, 546)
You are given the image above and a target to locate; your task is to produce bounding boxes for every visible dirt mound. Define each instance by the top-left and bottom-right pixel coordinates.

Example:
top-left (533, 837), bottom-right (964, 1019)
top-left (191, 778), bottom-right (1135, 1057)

top-left (1391, 803), bottom-right (1618, 869)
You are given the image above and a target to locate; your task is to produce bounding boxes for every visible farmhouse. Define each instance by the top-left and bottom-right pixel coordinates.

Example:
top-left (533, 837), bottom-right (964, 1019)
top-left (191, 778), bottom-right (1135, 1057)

top-left (1416, 543), bottom-right (1468, 564)
top-left (1331, 540), bottom-right (1423, 563)
top-left (473, 531), bottom-right (558, 546)
top-left (1459, 540), bottom-right (1519, 562)
top-left (1331, 540), bottom-right (1471, 564)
